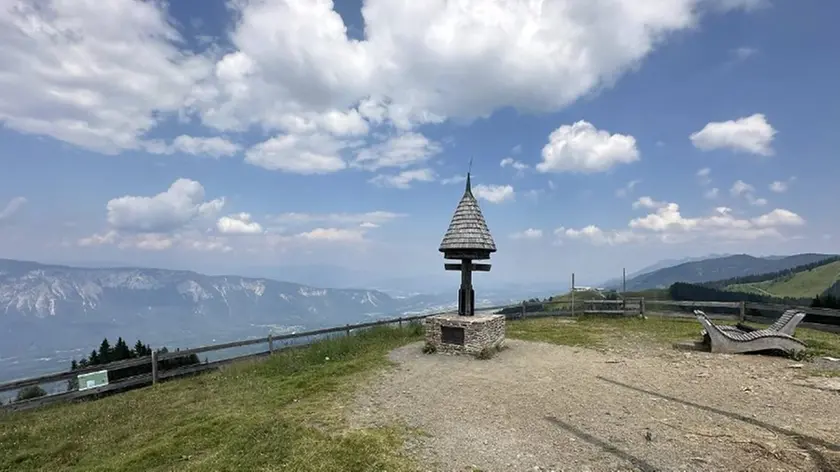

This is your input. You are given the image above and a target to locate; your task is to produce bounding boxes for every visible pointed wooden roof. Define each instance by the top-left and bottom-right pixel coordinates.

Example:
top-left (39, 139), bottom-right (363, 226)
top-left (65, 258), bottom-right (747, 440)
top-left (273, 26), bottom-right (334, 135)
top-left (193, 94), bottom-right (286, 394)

top-left (439, 173), bottom-right (497, 255)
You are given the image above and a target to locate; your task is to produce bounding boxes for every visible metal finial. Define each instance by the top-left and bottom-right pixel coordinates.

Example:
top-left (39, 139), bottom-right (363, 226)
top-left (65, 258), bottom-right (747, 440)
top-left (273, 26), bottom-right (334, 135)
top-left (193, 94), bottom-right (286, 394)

top-left (465, 157), bottom-right (473, 194)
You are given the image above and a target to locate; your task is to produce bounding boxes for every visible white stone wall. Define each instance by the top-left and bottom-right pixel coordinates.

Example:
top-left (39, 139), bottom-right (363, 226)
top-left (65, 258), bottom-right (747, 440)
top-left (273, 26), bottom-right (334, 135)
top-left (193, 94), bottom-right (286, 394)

top-left (424, 314), bottom-right (506, 355)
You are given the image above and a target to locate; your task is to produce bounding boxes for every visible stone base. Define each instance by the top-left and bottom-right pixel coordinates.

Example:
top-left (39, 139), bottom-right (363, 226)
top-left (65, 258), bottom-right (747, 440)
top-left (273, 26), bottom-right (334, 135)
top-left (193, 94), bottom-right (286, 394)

top-left (424, 313), bottom-right (506, 356)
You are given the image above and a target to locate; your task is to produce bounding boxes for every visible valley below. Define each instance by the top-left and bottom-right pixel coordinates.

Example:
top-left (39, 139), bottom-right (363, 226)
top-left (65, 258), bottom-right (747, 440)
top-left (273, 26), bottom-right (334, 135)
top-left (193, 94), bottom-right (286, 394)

top-left (0, 259), bottom-right (540, 383)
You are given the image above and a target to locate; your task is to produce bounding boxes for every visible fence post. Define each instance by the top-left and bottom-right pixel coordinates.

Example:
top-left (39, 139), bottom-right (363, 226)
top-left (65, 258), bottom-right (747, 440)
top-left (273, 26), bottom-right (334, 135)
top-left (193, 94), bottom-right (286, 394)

top-left (345, 324), bottom-right (351, 337)
top-left (151, 350), bottom-right (158, 385)
top-left (521, 301), bottom-right (526, 319)
top-left (268, 334), bottom-right (273, 354)
top-left (399, 317), bottom-right (403, 328)
top-left (739, 301), bottom-right (746, 322)
top-left (640, 298), bottom-right (646, 316)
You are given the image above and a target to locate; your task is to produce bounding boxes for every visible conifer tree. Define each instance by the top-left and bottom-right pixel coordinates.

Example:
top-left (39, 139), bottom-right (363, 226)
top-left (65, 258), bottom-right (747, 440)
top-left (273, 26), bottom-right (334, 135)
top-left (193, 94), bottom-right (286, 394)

top-left (98, 338), bottom-right (112, 364)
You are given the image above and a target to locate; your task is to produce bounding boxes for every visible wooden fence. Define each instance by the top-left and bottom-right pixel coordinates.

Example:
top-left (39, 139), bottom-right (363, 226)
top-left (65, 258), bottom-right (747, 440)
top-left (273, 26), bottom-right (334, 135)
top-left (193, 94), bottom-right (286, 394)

top-left (3, 298), bottom-right (839, 412)
top-left (0, 303), bottom-right (515, 412)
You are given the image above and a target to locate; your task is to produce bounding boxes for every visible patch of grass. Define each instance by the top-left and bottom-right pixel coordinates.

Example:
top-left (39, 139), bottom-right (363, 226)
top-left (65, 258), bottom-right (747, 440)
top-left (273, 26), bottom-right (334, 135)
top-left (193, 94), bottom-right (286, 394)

top-left (507, 317), bottom-right (602, 347)
top-left (508, 315), bottom-right (840, 360)
top-left (0, 323), bottom-right (425, 472)
top-left (507, 315), bottom-right (712, 349)
top-left (797, 329), bottom-right (840, 358)
top-left (809, 369), bottom-right (840, 378)
top-left (475, 344), bottom-right (505, 360)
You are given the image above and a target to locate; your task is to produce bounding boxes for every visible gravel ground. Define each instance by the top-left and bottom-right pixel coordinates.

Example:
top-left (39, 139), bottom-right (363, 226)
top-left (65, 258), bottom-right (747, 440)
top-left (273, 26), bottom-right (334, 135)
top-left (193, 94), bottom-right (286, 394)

top-left (350, 339), bottom-right (840, 472)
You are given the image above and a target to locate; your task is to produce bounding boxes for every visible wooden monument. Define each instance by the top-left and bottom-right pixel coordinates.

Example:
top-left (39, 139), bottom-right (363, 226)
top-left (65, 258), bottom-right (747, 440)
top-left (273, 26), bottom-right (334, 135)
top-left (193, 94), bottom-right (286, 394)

top-left (439, 172), bottom-right (495, 316)
top-left (424, 171), bottom-right (505, 356)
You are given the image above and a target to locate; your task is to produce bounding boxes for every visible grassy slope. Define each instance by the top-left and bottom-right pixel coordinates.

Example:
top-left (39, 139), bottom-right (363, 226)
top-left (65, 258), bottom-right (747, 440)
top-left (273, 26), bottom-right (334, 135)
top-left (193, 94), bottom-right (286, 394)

top-left (726, 260), bottom-right (840, 299)
top-left (3, 316), bottom-right (839, 472)
top-left (0, 324), bottom-right (425, 472)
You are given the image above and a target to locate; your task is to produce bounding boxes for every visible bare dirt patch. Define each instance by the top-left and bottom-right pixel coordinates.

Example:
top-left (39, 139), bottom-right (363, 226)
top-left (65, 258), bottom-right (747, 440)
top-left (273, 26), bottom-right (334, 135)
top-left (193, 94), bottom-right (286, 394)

top-left (351, 339), bottom-right (840, 472)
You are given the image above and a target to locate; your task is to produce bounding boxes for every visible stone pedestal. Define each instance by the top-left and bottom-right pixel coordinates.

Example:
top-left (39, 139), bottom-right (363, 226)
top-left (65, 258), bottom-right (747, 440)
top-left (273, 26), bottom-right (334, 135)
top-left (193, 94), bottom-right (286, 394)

top-left (424, 313), bottom-right (505, 356)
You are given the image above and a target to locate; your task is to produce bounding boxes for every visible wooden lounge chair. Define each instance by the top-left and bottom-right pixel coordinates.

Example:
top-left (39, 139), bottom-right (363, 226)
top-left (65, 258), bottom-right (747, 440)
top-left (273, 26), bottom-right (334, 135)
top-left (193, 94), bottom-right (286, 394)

top-left (695, 309), bottom-right (806, 336)
top-left (694, 312), bottom-right (807, 355)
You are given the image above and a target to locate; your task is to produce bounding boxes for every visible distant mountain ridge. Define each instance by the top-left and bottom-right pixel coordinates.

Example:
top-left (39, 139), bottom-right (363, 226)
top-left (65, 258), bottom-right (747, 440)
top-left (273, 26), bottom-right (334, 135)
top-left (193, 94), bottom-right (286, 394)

top-left (600, 254), bottom-right (733, 289)
top-left (620, 253), bottom-right (837, 291)
top-left (0, 259), bottom-right (467, 381)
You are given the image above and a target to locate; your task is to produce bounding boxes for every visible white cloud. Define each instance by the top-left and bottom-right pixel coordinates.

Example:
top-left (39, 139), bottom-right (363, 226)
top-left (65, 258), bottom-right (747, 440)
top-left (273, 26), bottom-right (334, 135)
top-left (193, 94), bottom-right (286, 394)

top-left (245, 133), bottom-right (347, 174)
top-left (106, 179), bottom-right (224, 233)
top-left (270, 211), bottom-right (405, 227)
top-left (0, 196), bottom-right (27, 221)
top-left (769, 181), bottom-right (788, 193)
top-left (752, 209), bottom-right (804, 228)
top-left (690, 113), bottom-right (776, 156)
top-left (191, 0), bottom-right (759, 137)
top-left (696, 167), bottom-right (712, 186)
top-left (78, 231), bottom-right (176, 251)
top-left (297, 228), bottom-right (365, 243)
top-left (216, 213), bottom-right (264, 234)
top-left (171, 135), bottom-right (240, 158)
top-left (537, 121), bottom-right (639, 173)
top-left (730, 179), bottom-right (767, 206)
top-left (704, 187), bottom-right (720, 199)
top-left (560, 196), bottom-right (805, 245)
top-left (0, 0), bottom-right (212, 154)
top-left (354, 133), bottom-right (441, 170)
top-left (440, 175), bottom-right (467, 186)
top-left (473, 184), bottom-right (515, 204)
top-left (731, 46), bottom-right (757, 61)
top-left (500, 157), bottom-right (529, 173)
top-left (747, 196), bottom-right (768, 207)
top-left (730, 179), bottom-right (755, 196)
top-left (632, 196), bottom-right (666, 210)
top-left (615, 179), bottom-right (641, 198)
top-left (0, 0), bottom-right (765, 176)
top-left (369, 168), bottom-right (435, 189)
top-left (511, 228), bottom-right (543, 240)
top-left (562, 226), bottom-right (642, 246)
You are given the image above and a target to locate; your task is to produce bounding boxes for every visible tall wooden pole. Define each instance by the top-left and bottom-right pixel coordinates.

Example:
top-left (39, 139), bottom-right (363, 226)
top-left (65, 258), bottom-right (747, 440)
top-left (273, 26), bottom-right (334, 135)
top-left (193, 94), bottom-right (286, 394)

top-left (622, 267), bottom-right (626, 295)
top-left (571, 272), bottom-right (575, 317)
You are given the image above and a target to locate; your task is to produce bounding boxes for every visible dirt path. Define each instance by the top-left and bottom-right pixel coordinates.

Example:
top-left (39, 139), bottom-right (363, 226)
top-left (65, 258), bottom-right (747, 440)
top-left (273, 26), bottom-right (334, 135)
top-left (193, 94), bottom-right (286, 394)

top-left (351, 339), bottom-right (840, 472)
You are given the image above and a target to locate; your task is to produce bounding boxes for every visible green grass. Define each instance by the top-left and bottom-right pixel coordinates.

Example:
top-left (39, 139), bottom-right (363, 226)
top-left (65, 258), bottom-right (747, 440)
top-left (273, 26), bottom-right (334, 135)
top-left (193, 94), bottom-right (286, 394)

top-left (726, 260), bottom-right (840, 299)
top-left (4, 316), bottom-right (839, 472)
top-left (507, 315), bottom-right (710, 349)
top-left (0, 324), bottom-right (425, 472)
top-left (507, 315), bottom-right (840, 357)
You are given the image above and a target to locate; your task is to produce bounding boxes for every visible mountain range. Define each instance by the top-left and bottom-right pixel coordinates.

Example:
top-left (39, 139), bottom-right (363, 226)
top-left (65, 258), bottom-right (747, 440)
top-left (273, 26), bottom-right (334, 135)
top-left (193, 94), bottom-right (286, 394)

top-left (600, 253), bottom-right (734, 289)
top-left (617, 253), bottom-right (837, 292)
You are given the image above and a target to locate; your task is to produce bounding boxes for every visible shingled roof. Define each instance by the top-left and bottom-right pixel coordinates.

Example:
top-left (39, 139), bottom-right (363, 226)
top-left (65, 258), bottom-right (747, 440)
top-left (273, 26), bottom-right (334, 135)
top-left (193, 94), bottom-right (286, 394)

top-left (439, 173), bottom-right (497, 254)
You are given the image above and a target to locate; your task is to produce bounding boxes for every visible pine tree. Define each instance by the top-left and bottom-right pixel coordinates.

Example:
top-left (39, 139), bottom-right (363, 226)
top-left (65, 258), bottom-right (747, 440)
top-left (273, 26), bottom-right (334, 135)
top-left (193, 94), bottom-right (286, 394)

top-left (114, 337), bottom-right (132, 360)
top-left (89, 349), bottom-right (100, 365)
top-left (98, 338), bottom-right (112, 364)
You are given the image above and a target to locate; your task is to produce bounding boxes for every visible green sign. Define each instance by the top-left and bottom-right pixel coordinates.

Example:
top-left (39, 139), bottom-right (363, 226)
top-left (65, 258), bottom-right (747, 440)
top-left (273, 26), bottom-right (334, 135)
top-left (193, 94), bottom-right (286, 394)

top-left (77, 370), bottom-right (109, 391)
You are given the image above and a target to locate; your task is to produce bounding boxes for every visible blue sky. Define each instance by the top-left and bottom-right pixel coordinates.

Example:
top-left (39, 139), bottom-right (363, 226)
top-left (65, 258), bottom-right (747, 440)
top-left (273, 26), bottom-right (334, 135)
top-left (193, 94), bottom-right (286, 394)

top-left (0, 0), bottom-right (838, 288)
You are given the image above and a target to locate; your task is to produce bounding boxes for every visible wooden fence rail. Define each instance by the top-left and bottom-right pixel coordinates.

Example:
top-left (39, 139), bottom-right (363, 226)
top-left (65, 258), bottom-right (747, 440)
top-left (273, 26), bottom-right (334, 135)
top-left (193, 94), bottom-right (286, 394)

top-left (0, 302), bottom-right (517, 397)
top-left (3, 298), bottom-right (840, 412)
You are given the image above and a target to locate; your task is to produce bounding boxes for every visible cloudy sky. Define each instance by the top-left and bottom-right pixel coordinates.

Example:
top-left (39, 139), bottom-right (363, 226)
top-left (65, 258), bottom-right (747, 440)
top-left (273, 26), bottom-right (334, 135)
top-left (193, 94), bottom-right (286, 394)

top-left (0, 0), bottom-right (837, 287)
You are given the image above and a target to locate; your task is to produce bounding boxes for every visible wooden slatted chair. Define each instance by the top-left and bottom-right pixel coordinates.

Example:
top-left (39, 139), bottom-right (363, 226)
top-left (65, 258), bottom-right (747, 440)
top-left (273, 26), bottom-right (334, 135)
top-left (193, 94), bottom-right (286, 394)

top-left (694, 311), bottom-right (807, 354)
top-left (697, 309), bottom-right (806, 337)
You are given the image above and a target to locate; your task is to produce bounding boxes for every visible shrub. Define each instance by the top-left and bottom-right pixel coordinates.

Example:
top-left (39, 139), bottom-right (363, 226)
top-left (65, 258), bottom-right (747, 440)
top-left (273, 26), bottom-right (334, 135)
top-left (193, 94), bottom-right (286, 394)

top-left (16, 385), bottom-right (47, 402)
